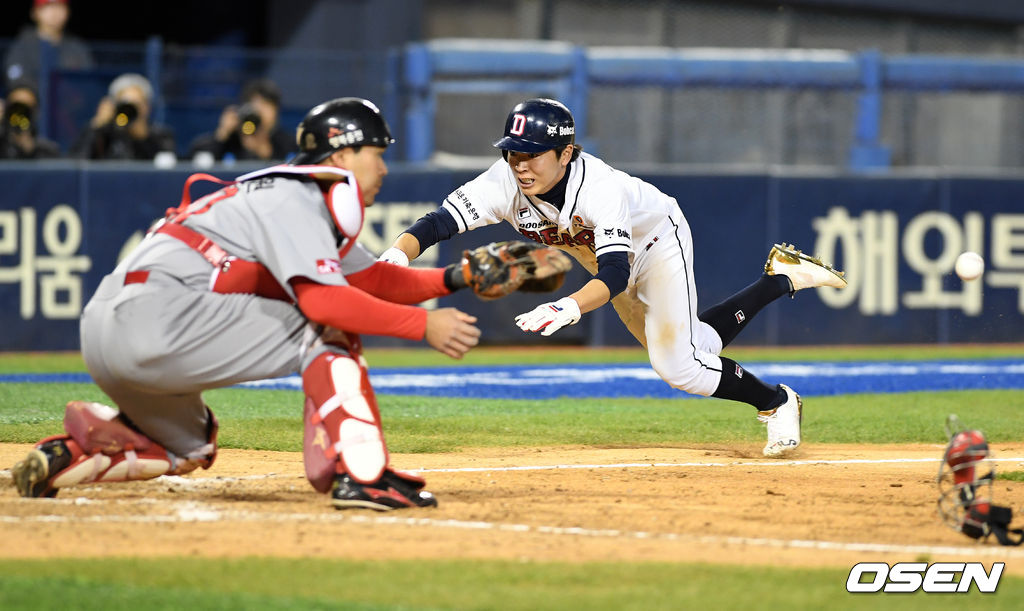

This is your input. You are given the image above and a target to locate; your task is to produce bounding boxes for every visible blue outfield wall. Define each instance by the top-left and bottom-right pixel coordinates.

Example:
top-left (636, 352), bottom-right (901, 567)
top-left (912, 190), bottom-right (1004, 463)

top-left (1, 162), bottom-right (1022, 351)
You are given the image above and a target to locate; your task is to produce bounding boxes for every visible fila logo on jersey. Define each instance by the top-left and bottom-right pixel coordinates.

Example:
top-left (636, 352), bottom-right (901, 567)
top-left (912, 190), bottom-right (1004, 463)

top-left (735, 310), bottom-right (746, 323)
top-left (734, 363), bottom-right (744, 378)
top-left (316, 258), bottom-right (341, 274)
top-left (518, 207), bottom-right (529, 218)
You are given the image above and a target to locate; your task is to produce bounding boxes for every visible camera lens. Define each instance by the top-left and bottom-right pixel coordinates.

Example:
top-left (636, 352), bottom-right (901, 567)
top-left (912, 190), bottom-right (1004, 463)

top-left (4, 101), bottom-right (34, 133)
top-left (114, 101), bottom-right (139, 128)
top-left (237, 103), bottom-right (261, 135)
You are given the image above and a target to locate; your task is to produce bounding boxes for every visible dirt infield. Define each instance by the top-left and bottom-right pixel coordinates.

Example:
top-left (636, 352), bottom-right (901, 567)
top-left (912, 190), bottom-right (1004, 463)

top-left (1, 442), bottom-right (1023, 574)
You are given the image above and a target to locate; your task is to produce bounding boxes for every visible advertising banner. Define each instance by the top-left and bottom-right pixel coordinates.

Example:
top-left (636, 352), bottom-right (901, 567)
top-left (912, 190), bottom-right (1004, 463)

top-left (1, 164), bottom-right (1020, 350)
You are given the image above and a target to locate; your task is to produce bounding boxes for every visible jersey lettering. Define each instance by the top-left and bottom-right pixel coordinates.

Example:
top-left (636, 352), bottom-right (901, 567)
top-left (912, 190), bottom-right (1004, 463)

top-left (245, 177), bottom-right (275, 192)
top-left (181, 185), bottom-right (239, 220)
top-left (518, 227), bottom-right (595, 250)
top-left (518, 229), bottom-right (541, 242)
top-left (539, 227), bottom-right (562, 246)
top-left (452, 189), bottom-right (480, 222)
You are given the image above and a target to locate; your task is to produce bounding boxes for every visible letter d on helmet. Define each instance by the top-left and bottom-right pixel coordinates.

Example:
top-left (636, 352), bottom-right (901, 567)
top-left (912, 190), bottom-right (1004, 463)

top-left (493, 98), bottom-right (575, 154)
top-left (290, 97), bottom-right (395, 166)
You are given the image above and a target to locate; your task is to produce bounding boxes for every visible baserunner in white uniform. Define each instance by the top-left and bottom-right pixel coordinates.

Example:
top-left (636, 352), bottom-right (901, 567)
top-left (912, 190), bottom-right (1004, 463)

top-left (380, 98), bottom-right (848, 457)
top-left (12, 98), bottom-right (482, 510)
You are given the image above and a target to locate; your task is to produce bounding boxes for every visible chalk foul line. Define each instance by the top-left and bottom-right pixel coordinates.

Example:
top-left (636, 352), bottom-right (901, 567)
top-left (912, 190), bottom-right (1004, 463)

top-left (1, 456), bottom-right (1023, 481)
top-left (2, 499), bottom-right (1022, 560)
top-left (2, 454), bottom-right (1024, 561)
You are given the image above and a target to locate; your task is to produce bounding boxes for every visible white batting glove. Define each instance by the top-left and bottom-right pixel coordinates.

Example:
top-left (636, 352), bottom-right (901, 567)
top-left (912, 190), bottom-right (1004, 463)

top-left (378, 247), bottom-right (410, 267)
top-left (515, 297), bottom-right (581, 337)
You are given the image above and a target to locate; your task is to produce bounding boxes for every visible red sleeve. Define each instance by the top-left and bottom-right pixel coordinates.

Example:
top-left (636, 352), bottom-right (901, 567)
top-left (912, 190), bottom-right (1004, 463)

top-left (292, 278), bottom-right (427, 341)
top-left (345, 262), bottom-right (452, 305)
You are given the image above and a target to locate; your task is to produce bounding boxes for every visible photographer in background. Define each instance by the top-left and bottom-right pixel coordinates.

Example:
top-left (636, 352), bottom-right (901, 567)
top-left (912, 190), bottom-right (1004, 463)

top-left (72, 73), bottom-right (175, 161)
top-left (0, 79), bottom-right (61, 159)
top-left (4, 0), bottom-right (95, 89)
top-left (188, 78), bottom-right (294, 163)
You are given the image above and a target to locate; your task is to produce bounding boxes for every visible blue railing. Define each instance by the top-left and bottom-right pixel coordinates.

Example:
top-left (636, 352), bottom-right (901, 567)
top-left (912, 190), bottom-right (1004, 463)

top-left (12, 37), bottom-right (398, 160)
top-left (403, 39), bottom-right (1024, 169)
top-left (13, 37), bottom-right (1024, 168)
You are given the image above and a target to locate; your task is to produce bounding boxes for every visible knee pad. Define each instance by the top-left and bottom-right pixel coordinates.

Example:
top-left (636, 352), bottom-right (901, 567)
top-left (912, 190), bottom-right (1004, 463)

top-left (302, 350), bottom-right (388, 491)
top-left (64, 401), bottom-right (154, 455)
top-left (50, 401), bottom-right (217, 490)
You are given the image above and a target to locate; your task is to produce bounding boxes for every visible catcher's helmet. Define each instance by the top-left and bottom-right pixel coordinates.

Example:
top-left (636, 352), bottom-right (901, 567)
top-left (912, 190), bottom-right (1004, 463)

top-left (290, 97), bottom-right (394, 166)
top-left (493, 98), bottom-right (575, 154)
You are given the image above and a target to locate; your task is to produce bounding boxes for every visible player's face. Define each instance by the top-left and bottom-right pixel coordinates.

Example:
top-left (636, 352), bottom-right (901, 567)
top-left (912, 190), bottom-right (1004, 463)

top-left (336, 146), bottom-right (389, 206)
top-left (506, 147), bottom-right (572, 196)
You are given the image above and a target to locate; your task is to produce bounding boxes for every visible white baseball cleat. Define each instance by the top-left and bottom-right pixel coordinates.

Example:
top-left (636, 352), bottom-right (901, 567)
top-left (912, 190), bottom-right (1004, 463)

top-left (758, 384), bottom-right (802, 457)
top-left (764, 243), bottom-right (847, 293)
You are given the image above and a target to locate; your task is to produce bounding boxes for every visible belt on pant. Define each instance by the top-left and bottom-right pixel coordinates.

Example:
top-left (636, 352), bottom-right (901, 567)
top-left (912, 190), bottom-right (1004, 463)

top-left (124, 270), bottom-right (150, 285)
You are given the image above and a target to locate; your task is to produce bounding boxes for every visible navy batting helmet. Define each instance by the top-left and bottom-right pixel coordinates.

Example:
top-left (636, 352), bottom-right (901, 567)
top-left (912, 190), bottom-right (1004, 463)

top-left (290, 97), bottom-right (394, 166)
top-left (493, 98), bottom-right (575, 154)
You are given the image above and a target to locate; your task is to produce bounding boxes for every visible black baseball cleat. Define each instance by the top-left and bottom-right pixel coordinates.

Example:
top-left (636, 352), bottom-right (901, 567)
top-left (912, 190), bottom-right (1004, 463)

top-left (331, 469), bottom-right (438, 511)
top-left (12, 438), bottom-right (73, 498)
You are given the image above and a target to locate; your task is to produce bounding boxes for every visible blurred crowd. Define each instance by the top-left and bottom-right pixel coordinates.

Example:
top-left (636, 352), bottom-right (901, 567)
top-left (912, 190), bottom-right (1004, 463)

top-left (1, 0), bottom-right (296, 163)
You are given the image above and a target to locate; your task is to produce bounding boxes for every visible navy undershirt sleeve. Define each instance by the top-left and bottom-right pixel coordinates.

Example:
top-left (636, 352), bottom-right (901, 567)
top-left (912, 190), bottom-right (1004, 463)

top-left (405, 208), bottom-right (460, 251)
top-left (594, 251), bottom-right (630, 298)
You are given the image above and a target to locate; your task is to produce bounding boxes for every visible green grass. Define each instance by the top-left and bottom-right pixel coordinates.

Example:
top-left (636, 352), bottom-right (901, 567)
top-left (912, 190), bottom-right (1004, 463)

top-left (2, 348), bottom-right (1023, 608)
top-left (2, 384), bottom-right (1022, 452)
top-left (0, 558), bottom-right (1020, 611)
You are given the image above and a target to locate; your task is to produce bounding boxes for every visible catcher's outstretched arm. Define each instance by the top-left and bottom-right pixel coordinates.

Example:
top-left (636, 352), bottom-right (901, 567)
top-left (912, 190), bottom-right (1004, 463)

top-left (346, 262), bottom-right (451, 304)
top-left (291, 278), bottom-right (426, 340)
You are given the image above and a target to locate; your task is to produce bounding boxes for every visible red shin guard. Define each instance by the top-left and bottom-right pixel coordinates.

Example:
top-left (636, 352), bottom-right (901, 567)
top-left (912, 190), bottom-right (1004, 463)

top-left (302, 348), bottom-right (389, 491)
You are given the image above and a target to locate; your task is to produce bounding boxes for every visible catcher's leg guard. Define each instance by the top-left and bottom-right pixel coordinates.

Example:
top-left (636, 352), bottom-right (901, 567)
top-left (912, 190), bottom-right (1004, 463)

top-left (12, 401), bottom-right (217, 498)
top-left (302, 350), bottom-right (388, 491)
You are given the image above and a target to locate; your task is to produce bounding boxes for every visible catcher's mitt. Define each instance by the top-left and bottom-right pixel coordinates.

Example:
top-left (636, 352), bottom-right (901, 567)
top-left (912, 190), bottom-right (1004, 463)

top-left (461, 241), bottom-right (572, 300)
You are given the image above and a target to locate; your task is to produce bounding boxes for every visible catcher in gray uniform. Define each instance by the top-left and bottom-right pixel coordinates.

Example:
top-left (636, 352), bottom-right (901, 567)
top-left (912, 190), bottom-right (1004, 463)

top-left (11, 98), bottom-right (492, 510)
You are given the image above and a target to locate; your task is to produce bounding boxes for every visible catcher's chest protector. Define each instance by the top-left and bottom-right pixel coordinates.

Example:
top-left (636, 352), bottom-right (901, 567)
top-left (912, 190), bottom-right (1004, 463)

top-left (156, 166), bottom-right (364, 300)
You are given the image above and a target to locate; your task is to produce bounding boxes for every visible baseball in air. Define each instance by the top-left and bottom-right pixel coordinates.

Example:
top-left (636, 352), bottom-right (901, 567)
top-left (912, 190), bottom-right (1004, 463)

top-left (954, 251), bottom-right (984, 281)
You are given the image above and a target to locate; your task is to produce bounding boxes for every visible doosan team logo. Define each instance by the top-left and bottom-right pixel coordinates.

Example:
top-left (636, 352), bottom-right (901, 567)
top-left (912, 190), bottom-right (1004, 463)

top-left (316, 259), bottom-right (341, 274)
top-left (846, 562), bottom-right (1004, 593)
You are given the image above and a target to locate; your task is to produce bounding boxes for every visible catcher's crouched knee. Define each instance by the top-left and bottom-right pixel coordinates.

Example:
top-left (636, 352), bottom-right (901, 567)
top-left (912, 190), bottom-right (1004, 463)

top-left (459, 240), bottom-right (572, 300)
